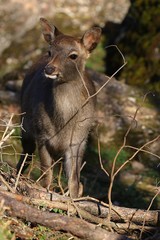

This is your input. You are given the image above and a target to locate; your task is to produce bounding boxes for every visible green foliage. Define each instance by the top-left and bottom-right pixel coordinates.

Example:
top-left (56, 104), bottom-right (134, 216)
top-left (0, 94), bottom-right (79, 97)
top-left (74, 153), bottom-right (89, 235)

top-left (35, 225), bottom-right (53, 240)
top-left (35, 225), bottom-right (72, 240)
top-left (0, 221), bottom-right (14, 240)
top-left (50, 208), bottom-right (65, 214)
top-left (100, 146), bottom-right (130, 171)
top-left (112, 181), bottom-right (155, 209)
top-left (109, 1), bottom-right (160, 91)
top-left (86, 143), bottom-right (130, 174)
top-left (11, 126), bottom-right (21, 138)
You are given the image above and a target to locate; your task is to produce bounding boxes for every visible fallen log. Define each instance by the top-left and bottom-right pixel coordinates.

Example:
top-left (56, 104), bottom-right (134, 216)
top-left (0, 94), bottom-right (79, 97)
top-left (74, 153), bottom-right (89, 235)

top-left (20, 181), bottom-right (160, 227)
top-left (0, 172), bottom-right (159, 239)
top-left (0, 191), bottom-right (129, 240)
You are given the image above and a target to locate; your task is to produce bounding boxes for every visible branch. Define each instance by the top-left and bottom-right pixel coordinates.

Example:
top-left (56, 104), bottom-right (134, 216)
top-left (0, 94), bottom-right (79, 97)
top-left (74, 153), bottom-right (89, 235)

top-left (0, 191), bottom-right (129, 240)
top-left (15, 180), bottom-right (160, 227)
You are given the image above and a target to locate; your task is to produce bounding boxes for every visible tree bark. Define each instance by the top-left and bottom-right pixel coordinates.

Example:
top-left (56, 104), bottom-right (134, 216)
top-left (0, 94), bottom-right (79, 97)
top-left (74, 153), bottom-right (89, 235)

top-left (21, 182), bottom-right (160, 226)
top-left (0, 191), bottom-right (129, 240)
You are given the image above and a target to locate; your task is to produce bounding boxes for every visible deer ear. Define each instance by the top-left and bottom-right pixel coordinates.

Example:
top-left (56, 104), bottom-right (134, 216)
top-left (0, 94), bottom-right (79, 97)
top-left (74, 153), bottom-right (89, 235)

top-left (40, 18), bottom-right (62, 44)
top-left (82, 27), bottom-right (101, 52)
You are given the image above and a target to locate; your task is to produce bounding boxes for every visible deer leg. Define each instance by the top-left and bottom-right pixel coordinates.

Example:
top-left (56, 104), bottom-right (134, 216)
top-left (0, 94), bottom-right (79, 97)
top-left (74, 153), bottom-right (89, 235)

top-left (17, 133), bottom-right (36, 174)
top-left (65, 140), bottom-right (86, 198)
top-left (38, 144), bottom-right (53, 190)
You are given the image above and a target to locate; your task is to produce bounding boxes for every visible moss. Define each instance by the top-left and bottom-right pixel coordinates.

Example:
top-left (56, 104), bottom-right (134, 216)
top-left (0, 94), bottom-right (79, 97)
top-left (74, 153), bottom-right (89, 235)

top-left (105, 1), bottom-right (160, 92)
top-left (34, 225), bottom-right (74, 240)
top-left (0, 221), bottom-right (14, 240)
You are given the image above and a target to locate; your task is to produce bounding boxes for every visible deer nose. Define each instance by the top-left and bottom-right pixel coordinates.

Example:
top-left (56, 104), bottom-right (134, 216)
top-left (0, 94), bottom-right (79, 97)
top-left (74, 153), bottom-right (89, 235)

top-left (44, 65), bottom-right (56, 75)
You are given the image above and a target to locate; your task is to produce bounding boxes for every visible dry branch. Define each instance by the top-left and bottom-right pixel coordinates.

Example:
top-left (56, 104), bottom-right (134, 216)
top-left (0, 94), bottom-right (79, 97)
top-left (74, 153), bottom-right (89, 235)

top-left (29, 186), bottom-right (159, 225)
top-left (0, 191), bottom-right (129, 240)
top-left (12, 179), bottom-right (160, 227)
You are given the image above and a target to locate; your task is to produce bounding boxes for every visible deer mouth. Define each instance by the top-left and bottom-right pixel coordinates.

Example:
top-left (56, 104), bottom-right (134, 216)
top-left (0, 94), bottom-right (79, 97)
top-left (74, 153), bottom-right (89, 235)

top-left (45, 73), bottom-right (58, 79)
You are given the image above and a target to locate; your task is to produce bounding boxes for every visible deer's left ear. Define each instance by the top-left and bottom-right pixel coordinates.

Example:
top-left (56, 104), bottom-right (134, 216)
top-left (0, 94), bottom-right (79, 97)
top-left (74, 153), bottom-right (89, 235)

top-left (82, 27), bottom-right (102, 52)
top-left (40, 17), bottom-right (62, 45)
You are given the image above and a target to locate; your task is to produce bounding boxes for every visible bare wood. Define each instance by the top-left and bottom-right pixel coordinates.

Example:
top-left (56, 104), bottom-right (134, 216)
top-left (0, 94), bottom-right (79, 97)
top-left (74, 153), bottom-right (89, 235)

top-left (0, 175), bottom-right (15, 193)
top-left (0, 190), bottom-right (112, 229)
top-left (20, 182), bottom-right (159, 227)
top-left (76, 201), bottom-right (159, 227)
top-left (0, 191), bottom-right (129, 240)
top-left (2, 174), bottom-right (156, 230)
top-left (1, 171), bottom-right (159, 231)
top-left (0, 189), bottom-right (157, 237)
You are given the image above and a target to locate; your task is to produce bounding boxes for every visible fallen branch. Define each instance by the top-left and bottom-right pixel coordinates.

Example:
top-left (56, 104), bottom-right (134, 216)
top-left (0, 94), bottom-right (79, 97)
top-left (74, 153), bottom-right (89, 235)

top-left (0, 171), bottom-right (159, 239)
top-left (0, 191), bottom-right (129, 240)
top-left (1, 173), bottom-right (159, 228)
top-left (18, 181), bottom-right (159, 227)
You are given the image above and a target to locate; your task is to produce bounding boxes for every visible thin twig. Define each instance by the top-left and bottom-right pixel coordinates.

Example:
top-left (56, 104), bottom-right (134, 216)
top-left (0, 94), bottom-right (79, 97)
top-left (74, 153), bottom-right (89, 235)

top-left (107, 92), bottom-right (152, 226)
top-left (58, 162), bottom-right (65, 195)
top-left (71, 198), bottom-right (83, 219)
top-left (125, 145), bottom-right (160, 160)
top-left (27, 154), bottom-right (35, 179)
top-left (114, 135), bottom-right (160, 177)
top-left (139, 188), bottom-right (160, 239)
top-left (36, 158), bottom-right (62, 183)
top-left (0, 129), bottom-right (15, 148)
top-left (80, 161), bottom-right (86, 172)
top-left (88, 61), bottom-right (127, 100)
top-left (105, 45), bottom-right (126, 63)
top-left (76, 64), bottom-right (91, 98)
top-left (14, 153), bottom-right (28, 191)
top-left (1, 114), bottom-right (14, 141)
top-left (0, 175), bottom-right (14, 193)
top-left (97, 130), bottom-right (109, 177)
top-left (76, 45), bottom-right (127, 107)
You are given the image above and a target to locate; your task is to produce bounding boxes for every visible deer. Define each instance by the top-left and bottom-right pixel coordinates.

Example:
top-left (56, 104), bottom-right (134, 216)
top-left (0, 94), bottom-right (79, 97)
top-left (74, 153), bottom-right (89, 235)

top-left (16, 17), bottom-right (101, 198)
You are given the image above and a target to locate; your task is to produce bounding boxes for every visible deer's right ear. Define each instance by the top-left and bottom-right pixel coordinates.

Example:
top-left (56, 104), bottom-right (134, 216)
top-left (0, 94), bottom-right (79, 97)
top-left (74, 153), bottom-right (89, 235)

top-left (40, 18), bottom-right (62, 44)
top-left (82, 27), bottom-right (102, 52)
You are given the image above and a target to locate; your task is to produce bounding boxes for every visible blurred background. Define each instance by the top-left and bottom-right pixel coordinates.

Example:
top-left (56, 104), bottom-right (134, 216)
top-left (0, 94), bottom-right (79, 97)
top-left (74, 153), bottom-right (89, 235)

top-left (0, 0), bottom-right (160, 209)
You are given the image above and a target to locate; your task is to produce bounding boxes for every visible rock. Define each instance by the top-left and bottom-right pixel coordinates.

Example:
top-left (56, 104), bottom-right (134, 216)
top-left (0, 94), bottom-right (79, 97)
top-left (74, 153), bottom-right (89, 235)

top-left (131, 161), bottom-right (145, 174)
top-left (2, 69), bottom-right (160, 149)
top-left (87, 69), bottom-right (160, 162)
top-left (0, 0), bottom-right (130, 79)
top-left (119, 171), bottom-right (137, 186)
top-left (0, 0), bottom-right (130, 55)
top-left (0, 90), bottom-right (18, 104)
top-left (1, 66), bottom-right (160, 164)
top-left (5, 80), bottom-right (22, 92)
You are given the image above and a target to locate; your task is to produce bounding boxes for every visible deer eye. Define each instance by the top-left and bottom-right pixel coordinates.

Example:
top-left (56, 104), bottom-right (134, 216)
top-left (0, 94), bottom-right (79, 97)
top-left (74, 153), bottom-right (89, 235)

top-left (69, 52), bottom-right (78, 60)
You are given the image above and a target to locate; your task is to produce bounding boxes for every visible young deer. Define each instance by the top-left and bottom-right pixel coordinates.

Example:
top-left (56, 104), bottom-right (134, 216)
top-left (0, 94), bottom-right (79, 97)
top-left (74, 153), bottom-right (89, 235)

top-left (17, 18), bottom-right (101, 198)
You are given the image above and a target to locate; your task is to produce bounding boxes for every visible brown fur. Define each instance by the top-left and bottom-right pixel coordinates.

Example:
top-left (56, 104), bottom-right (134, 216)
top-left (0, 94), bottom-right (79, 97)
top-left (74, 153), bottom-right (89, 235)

top-left (17, 18), bottom-right (101, 198)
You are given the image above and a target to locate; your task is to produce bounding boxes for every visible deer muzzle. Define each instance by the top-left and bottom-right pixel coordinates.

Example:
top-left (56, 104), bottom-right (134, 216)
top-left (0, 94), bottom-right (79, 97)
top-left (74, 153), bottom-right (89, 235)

top-left (44, 65), bottom-right (60, 79)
